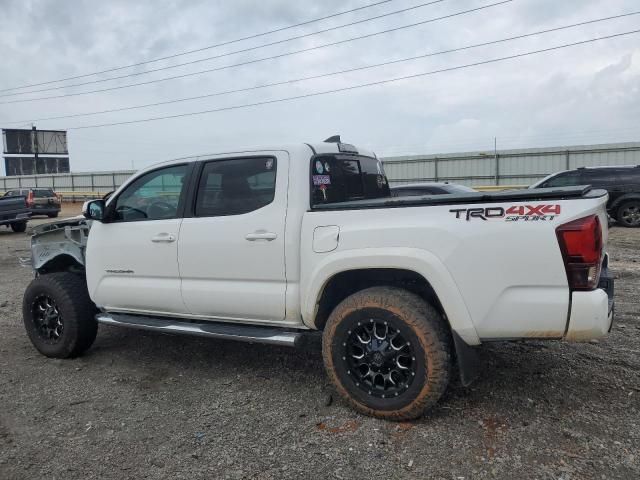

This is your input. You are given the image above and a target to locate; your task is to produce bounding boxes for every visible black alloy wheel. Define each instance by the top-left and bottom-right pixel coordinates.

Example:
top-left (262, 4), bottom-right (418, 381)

top-left (345, 318), bottom-right (416, 399)
top-left (31, 294), bottom-right (64, 343)
top-left (618, 201), bottom-right (640, 227)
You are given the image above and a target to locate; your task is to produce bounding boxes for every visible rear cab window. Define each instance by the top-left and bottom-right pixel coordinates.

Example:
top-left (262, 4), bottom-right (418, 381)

top-left (33, 189), bottom-right (55, 198)
top-left (310, 155), bottom-right (390, 206)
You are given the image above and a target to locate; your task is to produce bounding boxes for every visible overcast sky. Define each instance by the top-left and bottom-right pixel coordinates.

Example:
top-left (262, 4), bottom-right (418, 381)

top-left (1, 0), bottom-right (639, 173)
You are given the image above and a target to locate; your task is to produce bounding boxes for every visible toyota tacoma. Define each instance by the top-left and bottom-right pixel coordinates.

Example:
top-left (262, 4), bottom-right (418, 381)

top-left (22, 137), bottom-right (614, 420)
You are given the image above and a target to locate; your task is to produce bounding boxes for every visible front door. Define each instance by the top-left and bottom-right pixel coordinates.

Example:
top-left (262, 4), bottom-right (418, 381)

top-left (178, 153), bottom-right (288, 321)
top-left (86, 163), bottom-right (191, 315)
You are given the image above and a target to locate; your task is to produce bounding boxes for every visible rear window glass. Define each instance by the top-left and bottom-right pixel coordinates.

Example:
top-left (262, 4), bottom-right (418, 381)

top-left (311, 155), bottom-right (390, 206)
top-left (33, 189), bottom-right (55, 197)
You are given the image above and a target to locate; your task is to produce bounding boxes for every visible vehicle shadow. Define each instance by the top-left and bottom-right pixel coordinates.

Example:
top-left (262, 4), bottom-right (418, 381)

top-left (85, 325), bottom-right (598, 419)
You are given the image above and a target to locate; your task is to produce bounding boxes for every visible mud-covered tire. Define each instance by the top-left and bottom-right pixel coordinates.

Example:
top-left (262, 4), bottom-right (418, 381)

top-left (322, 287), bottom-right (452, 420)
top-left (10, 222), bottom-right (27, 233)
top-left (22, 273), bottom-right (98, 358)
top-left (616, 200), bottom-right (640, 228)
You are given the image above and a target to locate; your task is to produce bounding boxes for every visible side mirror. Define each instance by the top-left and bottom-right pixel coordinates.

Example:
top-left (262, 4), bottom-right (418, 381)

top-left (82, 199), bottom-right (105, 221)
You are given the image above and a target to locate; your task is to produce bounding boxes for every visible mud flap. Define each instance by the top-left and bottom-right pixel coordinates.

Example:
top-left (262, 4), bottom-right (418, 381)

top-left (452, 331), bottom-right (481, 387)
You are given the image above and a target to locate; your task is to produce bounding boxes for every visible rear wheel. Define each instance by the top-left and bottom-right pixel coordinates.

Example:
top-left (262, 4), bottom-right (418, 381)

top-left (616, 200), bottom-right (640, 228)
top-left (47, 212), bottom-right (59, 218)
top-left (322, 287), bottom-right (452, 420)
top-left (10, 222), bottom-right (27, 233)
top-left (22, 273), bottom-right (98, 358)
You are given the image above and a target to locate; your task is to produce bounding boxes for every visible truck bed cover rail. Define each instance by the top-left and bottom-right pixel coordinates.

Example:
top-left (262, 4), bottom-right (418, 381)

top-left (311, 185), bottom-right (602, 211)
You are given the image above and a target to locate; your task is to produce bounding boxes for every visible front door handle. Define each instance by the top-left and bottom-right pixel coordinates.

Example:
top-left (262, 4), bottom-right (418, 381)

top-left (151, 233), bottom-right (176, 243)
top-left (245, 231), bottom-right (277, 241)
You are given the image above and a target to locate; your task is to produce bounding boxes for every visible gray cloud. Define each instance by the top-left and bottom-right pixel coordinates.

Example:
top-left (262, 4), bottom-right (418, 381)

top-left (0, 0), bottom-right (639, 172)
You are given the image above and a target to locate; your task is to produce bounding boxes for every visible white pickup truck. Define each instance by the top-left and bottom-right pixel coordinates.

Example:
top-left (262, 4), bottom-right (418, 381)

top-left (23, 137), bottom-right (614, 420)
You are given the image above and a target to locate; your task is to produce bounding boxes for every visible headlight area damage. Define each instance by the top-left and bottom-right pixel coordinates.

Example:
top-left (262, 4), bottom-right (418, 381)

top-left (31, 217), bottom-right (92, 275)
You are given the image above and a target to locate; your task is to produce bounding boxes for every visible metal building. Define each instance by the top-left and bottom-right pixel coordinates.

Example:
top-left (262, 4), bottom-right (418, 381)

top-left (381, 142), bottom-right (640, 187)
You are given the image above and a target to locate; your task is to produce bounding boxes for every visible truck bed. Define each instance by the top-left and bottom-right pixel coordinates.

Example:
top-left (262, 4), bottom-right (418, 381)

top-left (0, 195), bottom-right (30, 225)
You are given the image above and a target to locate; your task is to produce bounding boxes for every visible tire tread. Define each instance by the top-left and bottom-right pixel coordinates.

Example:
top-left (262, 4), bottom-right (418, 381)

top-left (22, 272), bottom-right (97, 358)
top-left (322, 286), bottom-right (452, 420)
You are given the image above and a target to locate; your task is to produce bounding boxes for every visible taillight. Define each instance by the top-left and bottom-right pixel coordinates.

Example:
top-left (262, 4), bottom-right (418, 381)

top-left (556, 215), bottom-right (602, 290)
top-left (26, 190), bottom-right (34, 207)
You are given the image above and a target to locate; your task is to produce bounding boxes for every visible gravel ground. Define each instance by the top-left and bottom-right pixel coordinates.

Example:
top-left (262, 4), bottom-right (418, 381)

top-left (1, 207), bottom-right (638, 480)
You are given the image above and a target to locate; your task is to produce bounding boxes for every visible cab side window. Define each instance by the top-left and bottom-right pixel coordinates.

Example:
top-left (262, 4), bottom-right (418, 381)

top-left (579, 169), bottom-right (619, 187)
top-left (112, 164), bottom-right (188, 222)
top-left (195, 157), bottom-right (276, 217)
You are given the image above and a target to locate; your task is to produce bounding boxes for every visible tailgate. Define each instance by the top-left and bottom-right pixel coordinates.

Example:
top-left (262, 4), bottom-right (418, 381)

top-left (0, 195), bottom-right (27, 212)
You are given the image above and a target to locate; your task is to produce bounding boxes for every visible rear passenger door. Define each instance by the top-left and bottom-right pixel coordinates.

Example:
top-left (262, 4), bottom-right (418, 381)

top-left (178, 153), bottom-right (288, 322)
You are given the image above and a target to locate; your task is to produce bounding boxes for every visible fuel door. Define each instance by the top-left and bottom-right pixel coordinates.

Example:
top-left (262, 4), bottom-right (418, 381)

top-left (313, 225), bottom-right (340, 253)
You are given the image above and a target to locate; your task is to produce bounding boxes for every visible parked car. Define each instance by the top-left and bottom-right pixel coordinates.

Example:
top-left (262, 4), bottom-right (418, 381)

top-left (3, 188), bottom-right (61, 218)
top-left (22, 138), bottom-right (613, 420)
top-left (0, 193), bottom-right (31, 232)
top-left (391, 182), bottom-right (476, 197)
top-left (530, 165), bottom-right (640, 227)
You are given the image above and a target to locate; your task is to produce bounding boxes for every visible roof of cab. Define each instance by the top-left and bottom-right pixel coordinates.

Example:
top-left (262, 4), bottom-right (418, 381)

top-left (134, 141), bottom-right (376, 174)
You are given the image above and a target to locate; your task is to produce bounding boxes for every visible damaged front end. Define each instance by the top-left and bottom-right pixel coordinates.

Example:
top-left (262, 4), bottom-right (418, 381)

top-left (31, 217), bottom-right (92, 275)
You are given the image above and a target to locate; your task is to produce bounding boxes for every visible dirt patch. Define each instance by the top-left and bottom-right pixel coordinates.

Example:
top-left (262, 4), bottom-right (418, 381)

top-left (0, 224), bottom-right (638, 479)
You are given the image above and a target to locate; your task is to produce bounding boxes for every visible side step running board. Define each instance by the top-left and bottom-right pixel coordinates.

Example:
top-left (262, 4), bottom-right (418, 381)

top-left (96, 312), bottom-right (311, 347)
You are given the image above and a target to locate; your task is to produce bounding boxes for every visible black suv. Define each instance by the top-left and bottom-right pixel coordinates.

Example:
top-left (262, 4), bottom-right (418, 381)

top-left (530, 166), bottom-right (640, 227)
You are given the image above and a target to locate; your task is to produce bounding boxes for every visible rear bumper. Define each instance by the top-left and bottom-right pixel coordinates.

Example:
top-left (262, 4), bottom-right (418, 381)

top-left (564, 262), bottom-right (614, 342)
top-left (30, 206), bottom-right (61, 215)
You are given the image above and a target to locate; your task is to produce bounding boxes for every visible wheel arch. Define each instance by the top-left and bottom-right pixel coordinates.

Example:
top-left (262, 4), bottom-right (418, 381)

top-left (610, 193), bottom-right (640, 211)
top-left (34, 253), bottom-right (85, 275)
top-left (302, 248), bottom-right (480, 346)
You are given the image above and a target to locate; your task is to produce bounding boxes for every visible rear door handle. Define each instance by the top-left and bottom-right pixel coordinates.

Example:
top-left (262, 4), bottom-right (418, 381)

top-left (151, 233), bottom-right (176, 243)
top-left (245, 231), bottom-right (277, 241)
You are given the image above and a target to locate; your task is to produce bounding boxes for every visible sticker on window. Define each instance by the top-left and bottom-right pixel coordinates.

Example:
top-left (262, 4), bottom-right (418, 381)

top-left (265, 159), bottom-right (274, 170)
top-left (315, 160), bottom-right (324, 174)
top-left (312, 175), bottom-right (331, 186)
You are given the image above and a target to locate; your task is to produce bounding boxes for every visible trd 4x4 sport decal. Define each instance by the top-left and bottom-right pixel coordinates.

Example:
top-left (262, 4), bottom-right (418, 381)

top-left (450, 204), bottom-right (561, 221)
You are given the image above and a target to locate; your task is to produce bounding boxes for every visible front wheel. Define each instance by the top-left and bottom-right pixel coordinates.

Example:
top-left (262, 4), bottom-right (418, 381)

top-left (322, 287), bottom-right (452, 420)
top-left (616, 200), bottom-right (640, 228)
top-left (22, 273), bottom-right (98, 358)
top-left (10, 222), bottom-right (27, 233)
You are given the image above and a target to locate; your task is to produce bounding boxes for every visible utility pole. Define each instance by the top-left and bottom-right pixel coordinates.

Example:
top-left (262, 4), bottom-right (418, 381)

top-left (494, 136), bottom-right (499, 185)
top-left (32, 124), bottom-right (38, 173)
